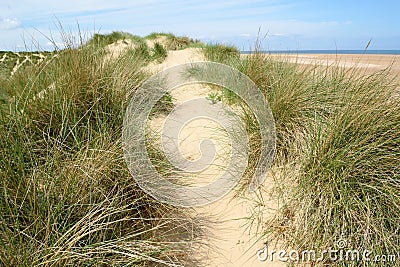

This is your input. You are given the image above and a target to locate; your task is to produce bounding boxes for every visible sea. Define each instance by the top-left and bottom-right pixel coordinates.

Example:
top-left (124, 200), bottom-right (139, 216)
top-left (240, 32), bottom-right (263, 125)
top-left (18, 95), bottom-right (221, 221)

top-left (241, 50), bottom-right (400, 55)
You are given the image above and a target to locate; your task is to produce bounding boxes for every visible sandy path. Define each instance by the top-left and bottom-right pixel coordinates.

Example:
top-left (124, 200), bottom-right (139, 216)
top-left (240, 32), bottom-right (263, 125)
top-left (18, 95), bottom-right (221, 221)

top-left (146, 49), bottom-right (284, 266)
top-left (145, 48), bottom-right (205, 72)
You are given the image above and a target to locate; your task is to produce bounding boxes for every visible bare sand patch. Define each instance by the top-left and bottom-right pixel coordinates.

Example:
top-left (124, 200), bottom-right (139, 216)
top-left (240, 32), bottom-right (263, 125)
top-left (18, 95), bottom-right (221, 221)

top-left (105, 39), bottom-right (136, 60)
top-left (145, 48), bottom-right (205, 73)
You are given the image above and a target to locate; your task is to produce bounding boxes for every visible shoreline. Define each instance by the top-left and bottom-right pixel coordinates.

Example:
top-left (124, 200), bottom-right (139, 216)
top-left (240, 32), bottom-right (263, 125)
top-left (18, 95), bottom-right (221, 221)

top-left (247, 53), bottom-right (400, 73)
top-left (241, 50), bottom-right (400, 55)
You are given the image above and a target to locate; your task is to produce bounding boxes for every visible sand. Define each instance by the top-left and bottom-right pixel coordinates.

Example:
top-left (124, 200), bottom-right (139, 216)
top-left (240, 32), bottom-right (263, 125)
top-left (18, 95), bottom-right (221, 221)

top-left (105, 39), bottom-right (136, 60)
top-left (148, 85), bottom-right (283, 266)
top-left (145, 47), bottom-right (205, 72)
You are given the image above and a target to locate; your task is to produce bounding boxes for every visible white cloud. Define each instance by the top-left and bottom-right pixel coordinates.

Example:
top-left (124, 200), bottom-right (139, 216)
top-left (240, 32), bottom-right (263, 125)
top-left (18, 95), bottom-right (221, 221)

top-left (0, 1), bottom-right (395, 50)
top-left (0, 18), bottom-right (21, 30)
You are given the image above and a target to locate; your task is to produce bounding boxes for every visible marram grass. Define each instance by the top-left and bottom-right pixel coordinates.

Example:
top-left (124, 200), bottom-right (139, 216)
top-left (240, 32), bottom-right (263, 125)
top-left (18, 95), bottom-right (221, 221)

top-left (0, 32), bottom-right (204, 266)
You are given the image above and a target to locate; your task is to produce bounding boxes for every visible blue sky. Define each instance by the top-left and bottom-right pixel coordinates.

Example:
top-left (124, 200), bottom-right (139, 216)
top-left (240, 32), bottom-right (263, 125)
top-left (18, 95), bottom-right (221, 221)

top-left (0, 0), bottom-right (399, 51)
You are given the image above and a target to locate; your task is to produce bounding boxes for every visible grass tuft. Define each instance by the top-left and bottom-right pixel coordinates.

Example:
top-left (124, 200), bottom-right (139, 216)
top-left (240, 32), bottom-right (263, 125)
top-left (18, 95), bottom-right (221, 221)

top-left (203, 44), bottom-right (240, 64)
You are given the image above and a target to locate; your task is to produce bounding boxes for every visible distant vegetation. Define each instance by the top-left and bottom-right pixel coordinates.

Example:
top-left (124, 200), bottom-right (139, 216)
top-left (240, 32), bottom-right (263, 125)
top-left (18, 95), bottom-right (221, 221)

top-left (0, 51), bottom-right (54, 78)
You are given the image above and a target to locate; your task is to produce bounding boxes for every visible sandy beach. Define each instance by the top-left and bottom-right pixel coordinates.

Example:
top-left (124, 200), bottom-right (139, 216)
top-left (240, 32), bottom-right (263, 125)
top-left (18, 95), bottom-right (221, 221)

top-left (269, 53), bottom-right (400, 75)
